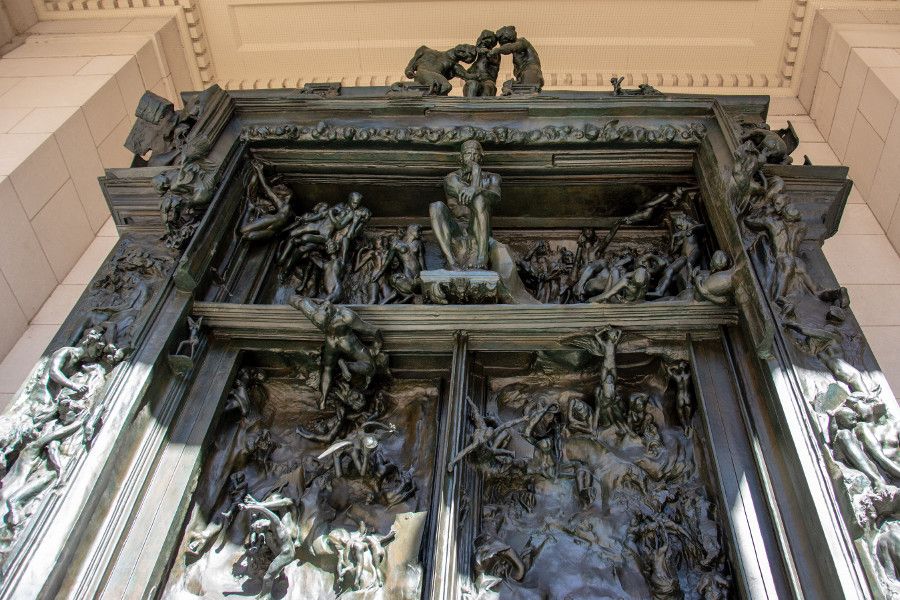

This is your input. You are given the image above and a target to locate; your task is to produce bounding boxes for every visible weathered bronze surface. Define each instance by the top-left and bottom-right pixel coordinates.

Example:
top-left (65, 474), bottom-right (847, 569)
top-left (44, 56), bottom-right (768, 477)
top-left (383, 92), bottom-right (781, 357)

top-left (0, 79), bottom-right (893, 600)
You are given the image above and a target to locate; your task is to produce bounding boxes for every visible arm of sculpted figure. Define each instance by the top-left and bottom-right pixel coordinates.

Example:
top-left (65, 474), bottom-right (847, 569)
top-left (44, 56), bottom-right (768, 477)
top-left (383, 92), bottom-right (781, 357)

top-left (588, 277), bottom-right (628, 303)
top-left (858, 425), bottom-right (900, 479)
top-left (348, 311), bottom-right (382, 341)
top-left (48, 348), bottom-right (87, 394)
top-left (405, 47), bottom-right (425, 78)
top-left (490, 40), bottom-right (525, 56)
top-left (452, 62), bottom-right (476, 81)
top-left (252, 161), bottom-right (283, 209)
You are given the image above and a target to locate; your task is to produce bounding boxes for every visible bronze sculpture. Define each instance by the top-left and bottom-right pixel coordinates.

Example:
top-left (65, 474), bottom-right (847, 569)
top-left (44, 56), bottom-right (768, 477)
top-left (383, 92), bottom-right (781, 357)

top-left (464, 30), bottom-right (501, 97)
top-left (404, 44), bottom-right (477, 95)
top-left (240, 159), bottom-right (295, 242)
top-left (289, 297), bottom-right (386, 408)
top-left (490, 26), bottom-right (544, 91)
top-left (431, 140), bottom-right (501, 271)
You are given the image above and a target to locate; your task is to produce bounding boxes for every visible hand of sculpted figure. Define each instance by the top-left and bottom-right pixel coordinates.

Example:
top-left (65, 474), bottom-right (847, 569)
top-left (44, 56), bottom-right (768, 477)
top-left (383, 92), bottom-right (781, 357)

top-left (431, 140), bottom-right (501, 270)
top-left (289, 296), bottom-right (384, 409)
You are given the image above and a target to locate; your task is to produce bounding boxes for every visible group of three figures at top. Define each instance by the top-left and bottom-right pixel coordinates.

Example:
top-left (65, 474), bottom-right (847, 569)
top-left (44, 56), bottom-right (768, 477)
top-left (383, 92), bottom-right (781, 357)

top-left (403, 25), bottom-right (543, 96)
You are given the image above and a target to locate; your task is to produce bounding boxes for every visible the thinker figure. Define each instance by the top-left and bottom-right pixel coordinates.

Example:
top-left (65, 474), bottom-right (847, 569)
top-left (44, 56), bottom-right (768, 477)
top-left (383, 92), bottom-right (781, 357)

top-left (489, 26), bottom-right (544, 90)
top-left (289, 297), bottom-right (385, 409)
top-left (404, 44), bottom-right (477, 95)
top-left (431, 140), bottom-right (501, 270)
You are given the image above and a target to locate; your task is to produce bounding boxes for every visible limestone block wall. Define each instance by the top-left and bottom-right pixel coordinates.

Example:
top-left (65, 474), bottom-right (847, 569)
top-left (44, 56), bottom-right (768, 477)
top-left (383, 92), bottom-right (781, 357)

top-left (802, 8), bottom-right (900, 252)
top-left (0, 16), bottom-right (189, 359)
top-left (0, 0), bottom-right (37, 51)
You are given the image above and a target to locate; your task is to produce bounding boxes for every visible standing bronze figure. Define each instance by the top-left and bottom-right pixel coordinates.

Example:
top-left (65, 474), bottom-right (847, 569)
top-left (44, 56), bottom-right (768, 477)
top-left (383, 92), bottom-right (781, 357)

top-left (464, 30), bottom-right (501, 97)
top-left (490, 26), bottom-right (544, 91)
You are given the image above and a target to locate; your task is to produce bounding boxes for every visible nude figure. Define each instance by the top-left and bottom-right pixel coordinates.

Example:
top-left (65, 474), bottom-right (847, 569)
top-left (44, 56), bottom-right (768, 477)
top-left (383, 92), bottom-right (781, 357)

top-left (404, 44), bottom-right (477, 95)
top-left (289, 297), bottom-right (384, 408)
top-left (431, 140), bottom-right (501, 270)
top-left (240, 160), bottom-right (294, 242)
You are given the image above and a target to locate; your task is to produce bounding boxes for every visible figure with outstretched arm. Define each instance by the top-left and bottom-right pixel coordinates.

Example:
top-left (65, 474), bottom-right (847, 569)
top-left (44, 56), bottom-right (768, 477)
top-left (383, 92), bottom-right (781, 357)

top-left (240, 160), bottom-right (295, 242)
top-left (447, 397), bottom-right (529, 472)
top-left (289, 297), bottom-right (385, 408)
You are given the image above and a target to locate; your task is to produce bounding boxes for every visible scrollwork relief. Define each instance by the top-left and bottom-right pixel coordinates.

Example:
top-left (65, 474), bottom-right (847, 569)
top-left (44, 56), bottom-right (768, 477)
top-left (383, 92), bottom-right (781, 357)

top-left (240, 120), bottom-right (708, 147)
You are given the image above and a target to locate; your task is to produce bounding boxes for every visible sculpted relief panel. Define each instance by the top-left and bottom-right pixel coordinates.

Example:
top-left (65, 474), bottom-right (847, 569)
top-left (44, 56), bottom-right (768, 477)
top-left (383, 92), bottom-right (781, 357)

top-left (226, 139), bottom-right (723, 309)
top-left (162, 310), bottom-right (733, 599)
top-left (3, 78), bottom-right (890, 600)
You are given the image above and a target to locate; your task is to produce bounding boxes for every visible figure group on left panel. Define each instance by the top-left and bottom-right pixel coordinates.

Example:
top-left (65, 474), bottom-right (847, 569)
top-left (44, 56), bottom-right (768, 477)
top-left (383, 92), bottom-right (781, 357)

top-left (238, 156), bottom-right (427, 305)
top-left (164, 304), bottom-right (436, 600)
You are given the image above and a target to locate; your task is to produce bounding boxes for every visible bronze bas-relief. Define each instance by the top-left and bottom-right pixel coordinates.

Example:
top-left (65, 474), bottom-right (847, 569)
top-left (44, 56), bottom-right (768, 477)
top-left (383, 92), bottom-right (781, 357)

top-left (5, 82), bottom-right (890, 600)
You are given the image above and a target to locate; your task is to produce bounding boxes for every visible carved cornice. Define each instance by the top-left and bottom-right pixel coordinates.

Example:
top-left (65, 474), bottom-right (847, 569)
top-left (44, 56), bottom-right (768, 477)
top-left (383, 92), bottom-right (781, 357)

top-left (193, 302), bottom-right (738, 350)
top-left (36, 0), bottom-right (213, 86)
top-left (37, 0), bottom-right (813, 92)
top-left (240, 120), bottom-right (708, 147)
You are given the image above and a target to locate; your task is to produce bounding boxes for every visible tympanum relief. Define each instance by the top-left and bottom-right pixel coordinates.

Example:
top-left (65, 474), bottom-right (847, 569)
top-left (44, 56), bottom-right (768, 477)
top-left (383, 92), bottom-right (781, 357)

top-left (233, 141), bottom-right (725, 309)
